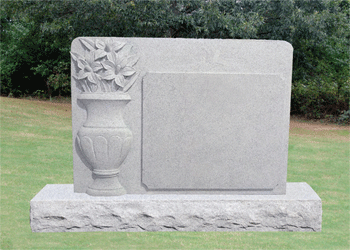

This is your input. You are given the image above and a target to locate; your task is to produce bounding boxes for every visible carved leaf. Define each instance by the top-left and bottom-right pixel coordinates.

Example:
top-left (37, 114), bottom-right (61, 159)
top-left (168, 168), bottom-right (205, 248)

top-left (100, 80), bottom-right (110, 92)
top-left (123, 72), bottom-right (139, 92)
top-left (126, 55), bottom-right (139, 67)
top-left (76, 71), bottom-right (86, 80)
top-left (71, 54), bottom-right (87, 70)
top-left (85, 52), bottom-right (96, 66)
top-left (79, 79), bottom-right (91, 92)
top-left (81, 82), bottom-right (89, 92)
top-left (74, 52), bottom-right (88, 62)
top-left (89, 81), bottom-right (98, 92)
top-left (73, 76), bottom-right (85, 92)
top-left (79, 38), bottom-right (95, 51)
top-left (77, 60), bottom-right (85, 70)
top-left (70, 52), bottom-right (81, 62)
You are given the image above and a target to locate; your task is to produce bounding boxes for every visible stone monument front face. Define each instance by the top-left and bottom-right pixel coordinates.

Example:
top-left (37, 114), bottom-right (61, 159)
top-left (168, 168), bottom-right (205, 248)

top-left (30, 37), bottom-right (322, 233)
top-left (71, 38), bottom-right (293, 195)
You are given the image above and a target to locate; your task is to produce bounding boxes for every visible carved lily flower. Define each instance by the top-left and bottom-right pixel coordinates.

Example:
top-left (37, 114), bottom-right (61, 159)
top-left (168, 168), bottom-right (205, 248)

top-left (94, 38), bottom-right (126, 61)
top-left (73, 38), bottom-right (139, 93)
top-left (72, 51), bottom-right (103, 83)
top-left (101, 52), bottom-right (136, 89)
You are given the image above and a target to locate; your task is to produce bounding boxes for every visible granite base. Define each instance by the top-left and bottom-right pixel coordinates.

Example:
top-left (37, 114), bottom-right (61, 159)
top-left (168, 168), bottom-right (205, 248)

top-left (30, 182), bottom-right (321, 232)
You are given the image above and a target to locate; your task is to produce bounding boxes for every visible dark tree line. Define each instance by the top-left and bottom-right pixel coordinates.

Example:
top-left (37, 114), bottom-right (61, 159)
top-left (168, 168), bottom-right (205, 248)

top-left (1, 0), bottom-right (349, 119)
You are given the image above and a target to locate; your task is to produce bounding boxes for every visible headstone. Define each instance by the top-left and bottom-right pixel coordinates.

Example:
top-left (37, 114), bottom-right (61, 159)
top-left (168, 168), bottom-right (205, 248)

top-left (30, 37), bottom-right (322, 232)
top-left (71, 38), bottom-right (292, 195)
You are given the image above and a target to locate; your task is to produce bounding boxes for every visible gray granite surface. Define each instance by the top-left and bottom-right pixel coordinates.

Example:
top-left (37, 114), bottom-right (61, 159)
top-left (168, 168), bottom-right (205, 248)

top-left (30, 182), bottom-right (322, 232)
top-left (142, 72), bottom-right (288, 194)
top-left (71, 38), bottom-right (293, 195)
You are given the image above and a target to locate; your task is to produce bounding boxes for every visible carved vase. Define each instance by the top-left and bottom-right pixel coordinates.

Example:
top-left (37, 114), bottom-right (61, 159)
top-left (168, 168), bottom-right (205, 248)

top-left (76, 93), bottom-right (132, 196)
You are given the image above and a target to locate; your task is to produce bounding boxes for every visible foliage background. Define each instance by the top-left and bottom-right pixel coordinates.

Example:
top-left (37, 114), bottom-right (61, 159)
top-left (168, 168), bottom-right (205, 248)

top-left (1, 0), bottom-right (349, 119)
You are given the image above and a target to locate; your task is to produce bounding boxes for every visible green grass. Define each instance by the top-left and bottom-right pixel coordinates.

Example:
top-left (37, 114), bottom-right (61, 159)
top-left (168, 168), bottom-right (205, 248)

top-left (1, 96), bottom-right (349, 250)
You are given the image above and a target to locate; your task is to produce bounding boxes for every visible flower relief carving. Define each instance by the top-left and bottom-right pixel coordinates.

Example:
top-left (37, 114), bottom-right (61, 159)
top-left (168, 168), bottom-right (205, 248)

top-left (71, 38), bottom-right (139, 93)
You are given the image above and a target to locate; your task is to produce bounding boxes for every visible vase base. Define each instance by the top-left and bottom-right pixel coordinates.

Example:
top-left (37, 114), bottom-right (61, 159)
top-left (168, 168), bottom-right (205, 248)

top-left (86, 186), bottom-right (126, 196)
top-left (86, 175), bottom-right (126, 196)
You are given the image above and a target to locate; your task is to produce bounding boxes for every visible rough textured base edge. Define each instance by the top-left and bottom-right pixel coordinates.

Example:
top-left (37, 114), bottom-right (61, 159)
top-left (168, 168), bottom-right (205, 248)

top-left (30, 182), bottom-right (322, 232)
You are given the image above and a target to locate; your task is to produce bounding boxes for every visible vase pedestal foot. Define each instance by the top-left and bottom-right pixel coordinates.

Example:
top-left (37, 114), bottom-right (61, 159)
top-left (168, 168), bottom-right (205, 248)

top-left (86, 175), bottom-right (126, 196)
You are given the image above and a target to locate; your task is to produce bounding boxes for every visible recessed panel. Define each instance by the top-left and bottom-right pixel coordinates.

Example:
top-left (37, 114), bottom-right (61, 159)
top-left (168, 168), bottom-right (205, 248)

top-left (142, 73), bottom-right (289, 193)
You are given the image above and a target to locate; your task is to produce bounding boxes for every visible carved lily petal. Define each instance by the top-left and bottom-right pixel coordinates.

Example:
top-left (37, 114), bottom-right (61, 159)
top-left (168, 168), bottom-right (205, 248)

top-left (114, 74), bottom-right (125, 88)
top-left (76, 60), bottom-right (85, 70)
top-left (70, 52), bottom-right (84, 62)
top-left (119, 57), bottom-right (128, 68)
top-left (77, 70), bottom-right (88, 80)
top-left (107, 51), bottom-right (119, 63)
top-left (101, 60), bottom-right (115, 70)
top-left (95, 39), bottom-right (105, 50)
top-left (85, 52), bottom-right (95, 64)
top-left (87, 73), bottom-right (97, 83)
top-left (102, 70), bottom-right (117, 80)
top-left (91, 62), bottom-right (103, 72)
top-left (94, 49), bottom-right (107, 60)
top-left (111, 42), bottom-right (126, 52)
top-left (78, 58), bottom-right (88, 68)
top-left (79, 38), bottom-right (95, 51)
top-left (120, 66), bottom-right (136, 77)
top-left (71, 53), bottom-right (85, 70)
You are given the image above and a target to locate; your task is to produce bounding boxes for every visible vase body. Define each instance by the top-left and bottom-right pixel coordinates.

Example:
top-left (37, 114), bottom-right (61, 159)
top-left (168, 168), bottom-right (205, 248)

top-left (77, 93), bottom-right (132, 196)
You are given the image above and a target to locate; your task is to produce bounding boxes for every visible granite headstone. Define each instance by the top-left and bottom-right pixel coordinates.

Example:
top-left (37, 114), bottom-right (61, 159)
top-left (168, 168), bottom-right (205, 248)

top-left (30, 38), bottom-right (322, 232)
top-left (71, 38), bottom-right (292, 195)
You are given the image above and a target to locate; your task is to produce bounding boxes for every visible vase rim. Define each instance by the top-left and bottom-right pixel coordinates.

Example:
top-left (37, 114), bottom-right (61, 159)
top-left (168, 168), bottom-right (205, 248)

top-left (77, 92), bottom-right (131, 100)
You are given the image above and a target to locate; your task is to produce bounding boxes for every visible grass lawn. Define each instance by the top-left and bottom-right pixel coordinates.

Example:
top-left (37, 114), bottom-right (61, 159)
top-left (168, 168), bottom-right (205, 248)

top-left (1, 96), bottom-right (349, 249)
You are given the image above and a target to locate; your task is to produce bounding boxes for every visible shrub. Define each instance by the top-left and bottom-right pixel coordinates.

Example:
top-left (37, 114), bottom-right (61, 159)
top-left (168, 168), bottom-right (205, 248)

top-left (291, 79), bottom-right (349, 119)
top-left (1, 0), bottom-right (349, 119)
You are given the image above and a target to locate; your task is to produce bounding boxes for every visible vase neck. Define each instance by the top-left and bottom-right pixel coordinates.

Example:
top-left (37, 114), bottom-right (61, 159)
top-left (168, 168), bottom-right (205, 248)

top-left (79, 98), bottom-right (130, 128)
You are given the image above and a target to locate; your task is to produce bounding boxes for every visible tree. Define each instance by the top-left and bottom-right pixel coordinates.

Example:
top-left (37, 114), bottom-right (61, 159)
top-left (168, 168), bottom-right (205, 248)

top-left (1, 0), bottom-right (349, 119)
